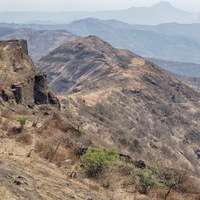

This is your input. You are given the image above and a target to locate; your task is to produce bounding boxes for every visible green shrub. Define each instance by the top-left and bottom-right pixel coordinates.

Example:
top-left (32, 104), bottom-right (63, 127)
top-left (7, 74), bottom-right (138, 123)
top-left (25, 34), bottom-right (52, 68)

top-left (81, 145), bottom-right (119, 177)
top-left (138, 166), bottom-right (161, 192)
top-left (17, 115), bottom-right (27, 127)
top-left (140, 174), bottom-right (157, 187)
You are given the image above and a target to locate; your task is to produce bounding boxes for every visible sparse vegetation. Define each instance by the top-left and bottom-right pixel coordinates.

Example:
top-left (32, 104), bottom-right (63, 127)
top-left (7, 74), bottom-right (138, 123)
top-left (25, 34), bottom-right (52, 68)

top-left (16, 133), bottom-right (32, 145)
top-left (1, 34), bottom-right (200, 200)
top-left (137, 166), bottom-right (161, 194)
top-left (158, 168), bottom-right (190, 200)
top-left (0, 48), bottom-right (5, 60)
top-left (81, 145), bottom-right (119, 177)
top-left (64, 110), bottom-right (73, 119)
top-left (17, 115), bottom-right (27, 128)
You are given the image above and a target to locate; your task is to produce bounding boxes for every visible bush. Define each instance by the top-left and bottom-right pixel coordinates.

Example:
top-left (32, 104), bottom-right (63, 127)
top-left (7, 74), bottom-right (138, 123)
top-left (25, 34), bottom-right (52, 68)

top-left (158, 167), bottom-right (190, 199)
top-left (81, 145), bottom-right (119, 177)
top-left (16, 133), bottom-right (32, 145)
top-left (137, 166), bottom-right (161, 194)
top-left (17, 115), bottom-right (27, 127)
top-left (0, 48), bottom-right (5, 60)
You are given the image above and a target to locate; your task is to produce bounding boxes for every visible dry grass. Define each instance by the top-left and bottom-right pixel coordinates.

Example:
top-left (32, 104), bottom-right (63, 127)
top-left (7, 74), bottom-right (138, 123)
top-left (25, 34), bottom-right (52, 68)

top-left (34, 135), bottom-right (81, 166)
top-left (34, 112), bottom-right (200, 199)
top-left (34, 127), bottom-right (80, 166)
top-left (87, 184), bottom-right (99, 192)
top-left (16, 133), bottom-right (32, 145)
top-left (34, 111), bottom-right (91, 166)
top-left (0, 109), bottom-right (16, 120)
top-left (1, 120), bottom-right (9, 131)
top-left (34, 140), bottom-right (55, 161)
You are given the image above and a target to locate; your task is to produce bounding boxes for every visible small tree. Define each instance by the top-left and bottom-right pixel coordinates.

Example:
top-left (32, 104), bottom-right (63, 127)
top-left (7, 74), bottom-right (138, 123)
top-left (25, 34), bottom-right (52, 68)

top-left (81, 146), bottom-right (119, 177)
top-left (17, 115), bottom-right (27, 128)
top-left (137, 166), bottom-right (159, 194)
top-left (158, 168), bottom-right (188, 200)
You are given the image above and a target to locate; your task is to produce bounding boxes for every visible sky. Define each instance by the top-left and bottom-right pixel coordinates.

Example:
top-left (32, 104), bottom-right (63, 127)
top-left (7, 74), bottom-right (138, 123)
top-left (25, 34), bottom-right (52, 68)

top-left (0, 0), bottom-right (199, 12)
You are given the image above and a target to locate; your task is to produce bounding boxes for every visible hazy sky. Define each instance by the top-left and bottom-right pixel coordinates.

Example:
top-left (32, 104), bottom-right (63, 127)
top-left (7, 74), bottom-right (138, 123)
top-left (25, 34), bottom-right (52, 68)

top-left (0, 0), bottom-right (199, 12)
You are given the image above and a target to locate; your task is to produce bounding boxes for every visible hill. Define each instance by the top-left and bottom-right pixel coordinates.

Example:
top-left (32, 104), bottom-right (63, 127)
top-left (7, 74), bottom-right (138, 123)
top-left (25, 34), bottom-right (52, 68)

top-left (132, 23), bottom-right (200, 41)
top-left (38, 35), bottom-right (139, 93)
top-left (64, 18), bottom-right (200, 64)
top-left (0, 27), bottom-right (77, 60)
top-left (1, 38), bottom-right (200, 199)
top-left (38, 36), bottom-right (200, 180)
top-left (0, 39), bottom-right (111, 200)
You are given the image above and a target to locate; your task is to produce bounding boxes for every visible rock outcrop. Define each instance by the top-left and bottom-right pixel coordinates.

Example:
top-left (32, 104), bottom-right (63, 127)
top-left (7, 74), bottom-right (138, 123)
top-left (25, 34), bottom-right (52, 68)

top-left (0, 39), bottom-right (60, 108)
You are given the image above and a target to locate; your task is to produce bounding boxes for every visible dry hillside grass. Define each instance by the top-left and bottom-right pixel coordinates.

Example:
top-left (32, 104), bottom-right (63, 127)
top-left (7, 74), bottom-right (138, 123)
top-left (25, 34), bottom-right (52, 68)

top-left (0, 102), bottom-right (200, 199)
top-left (1, 36), bottom-right (200, 199)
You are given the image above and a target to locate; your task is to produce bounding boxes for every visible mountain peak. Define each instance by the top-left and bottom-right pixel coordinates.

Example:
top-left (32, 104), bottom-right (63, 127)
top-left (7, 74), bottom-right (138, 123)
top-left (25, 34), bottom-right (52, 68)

top-left (152, 1), bottom-right (174, 9)
top-left (38, 35), bottom-right (139, 93)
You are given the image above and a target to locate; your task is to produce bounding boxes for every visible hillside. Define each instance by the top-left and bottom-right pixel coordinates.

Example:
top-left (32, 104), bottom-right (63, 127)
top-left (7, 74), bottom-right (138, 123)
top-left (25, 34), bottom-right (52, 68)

top-left (174, 75), bottom-right (200, 91)
top-left (38, 35), bottom-right (139, 93)
top-left (0, 27), bottom-right (77, 60)
top-left (0, 39), bottom-right (118, 200)
top-left (38, 36), bottom-right (200, 180)
top-left (1, 38), bottom-right (200, 199)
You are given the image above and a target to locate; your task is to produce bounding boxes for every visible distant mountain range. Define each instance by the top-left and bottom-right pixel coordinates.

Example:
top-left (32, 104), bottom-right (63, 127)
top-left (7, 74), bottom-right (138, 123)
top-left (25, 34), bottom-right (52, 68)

top-left (0, 27), bottom-right (77, 60)
top-left (0, 1), bottom-right (199, 25)
top-left (2, 18), bottom-right (200, 64)
top-left (147, 58), bottom-right (200, 89)
top-left (148, 58), bottom-right (200, 77)
top-left (64, 18), bottom-right (200, 64)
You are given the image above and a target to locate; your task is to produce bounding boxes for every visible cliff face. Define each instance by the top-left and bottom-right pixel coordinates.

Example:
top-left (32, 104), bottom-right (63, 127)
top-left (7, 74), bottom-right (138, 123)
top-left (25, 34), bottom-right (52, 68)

top-left (0, 39), bottom-right (59, 108)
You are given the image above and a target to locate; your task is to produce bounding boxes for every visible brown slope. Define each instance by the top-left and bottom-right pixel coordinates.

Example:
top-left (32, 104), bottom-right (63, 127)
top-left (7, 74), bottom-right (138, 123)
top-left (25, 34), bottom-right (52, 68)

top-left (1, 37), bottom-right (200, 199)
top-left (38, 35), bottom-right (139, 93)
top-left (0, 40), bottom-right (114, 200)
top-left (38, 35), bottom-right (200, 177)
top-left (0, 39), bottom-right (160, 200)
